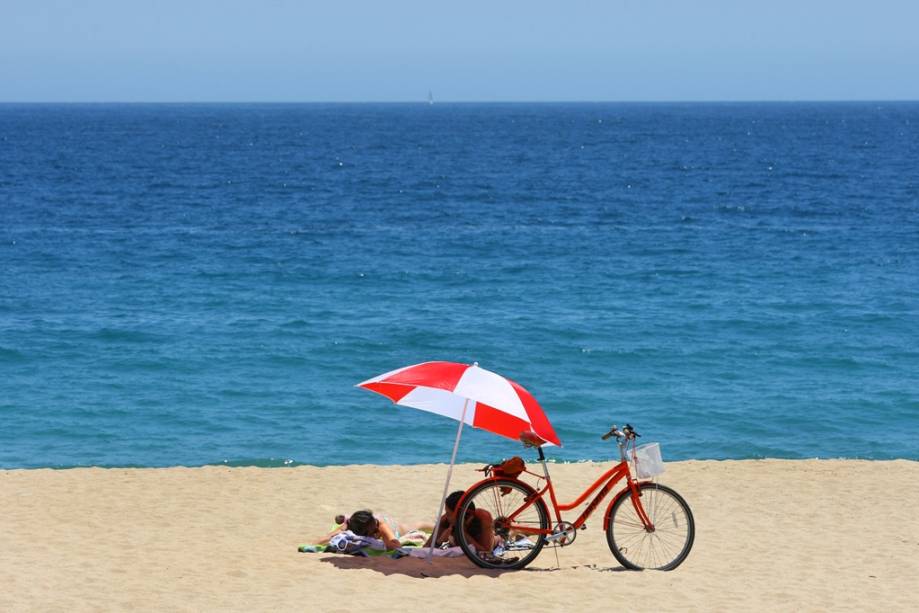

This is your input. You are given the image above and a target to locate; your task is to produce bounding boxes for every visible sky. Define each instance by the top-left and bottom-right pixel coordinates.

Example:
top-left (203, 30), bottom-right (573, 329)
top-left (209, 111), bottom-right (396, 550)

top-left (1, 0), bottom-right (917, 102)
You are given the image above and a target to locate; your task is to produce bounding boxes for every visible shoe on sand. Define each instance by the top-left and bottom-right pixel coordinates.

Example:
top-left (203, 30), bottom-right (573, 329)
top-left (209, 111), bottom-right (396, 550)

top-left (478, 552), bottom-right (519, 566)
top-left (507, 536), bottom-right (535, 550)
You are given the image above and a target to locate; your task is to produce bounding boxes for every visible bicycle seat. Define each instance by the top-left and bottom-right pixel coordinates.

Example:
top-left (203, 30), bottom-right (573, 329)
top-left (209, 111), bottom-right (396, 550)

top-left (519, 431), bottom-right (546, 448)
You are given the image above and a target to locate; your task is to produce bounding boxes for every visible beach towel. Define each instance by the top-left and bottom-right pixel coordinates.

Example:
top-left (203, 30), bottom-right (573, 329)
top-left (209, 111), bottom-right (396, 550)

top-left (329, 530), bottom-right (384, 553)
top-left (297, 542), bottom-right (465, 559)
top-left (330, 530), bottom-right (410, 557)
top-left (298, 529), bottom-right (465, 559)
top-left (299, 529), bottom-right (411, 558)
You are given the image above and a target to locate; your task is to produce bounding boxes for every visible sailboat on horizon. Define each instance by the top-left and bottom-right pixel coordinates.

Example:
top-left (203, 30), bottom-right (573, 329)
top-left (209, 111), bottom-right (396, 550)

top-left (428, 90), bottom-right (434, 105)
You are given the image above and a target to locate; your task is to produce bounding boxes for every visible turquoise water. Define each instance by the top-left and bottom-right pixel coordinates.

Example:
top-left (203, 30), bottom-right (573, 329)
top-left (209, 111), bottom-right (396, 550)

top-left (1, 102), bottom-right (918, 467)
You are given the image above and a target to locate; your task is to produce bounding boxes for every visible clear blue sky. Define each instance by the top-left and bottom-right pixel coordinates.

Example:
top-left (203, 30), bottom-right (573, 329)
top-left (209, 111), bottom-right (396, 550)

top-left (2, 0), bottom-right (917, 102)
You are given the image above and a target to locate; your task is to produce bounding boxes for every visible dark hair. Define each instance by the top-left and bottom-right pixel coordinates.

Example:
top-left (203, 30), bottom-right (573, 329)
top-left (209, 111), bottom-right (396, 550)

top-left (347, 510), bottom-right (378, 536)
top-left (445, 490), bottom-right (474, 512)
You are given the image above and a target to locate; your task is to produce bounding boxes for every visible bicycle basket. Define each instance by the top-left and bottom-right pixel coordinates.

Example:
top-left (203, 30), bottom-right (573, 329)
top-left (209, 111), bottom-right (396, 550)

top-left (632, 443), bottom-right (665, 479)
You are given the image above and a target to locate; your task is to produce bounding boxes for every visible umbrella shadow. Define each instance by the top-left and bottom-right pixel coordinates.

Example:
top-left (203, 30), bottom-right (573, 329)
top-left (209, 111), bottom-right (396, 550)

top-left (318, 554), bottom-right (508, 578)
top-left (318, 555), bottom-right (629, 578)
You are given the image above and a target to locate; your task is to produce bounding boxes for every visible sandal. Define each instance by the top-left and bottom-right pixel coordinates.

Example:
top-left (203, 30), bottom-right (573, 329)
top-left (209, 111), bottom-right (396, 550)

top-left (478, 552), bottom-right (519, 566)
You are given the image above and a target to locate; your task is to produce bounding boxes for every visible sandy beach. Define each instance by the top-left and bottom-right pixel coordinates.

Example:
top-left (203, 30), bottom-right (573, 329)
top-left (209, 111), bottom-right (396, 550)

top-left (2, 459), bottom-right (918, 612)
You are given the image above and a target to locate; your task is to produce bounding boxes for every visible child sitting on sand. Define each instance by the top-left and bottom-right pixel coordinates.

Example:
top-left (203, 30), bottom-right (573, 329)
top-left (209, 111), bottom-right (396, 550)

top-left (425, 491), bottom-right (495, 552)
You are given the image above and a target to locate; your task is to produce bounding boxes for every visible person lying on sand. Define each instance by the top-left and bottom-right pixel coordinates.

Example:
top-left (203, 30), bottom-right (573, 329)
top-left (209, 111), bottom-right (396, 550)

top-left (425, 490), bottom-right (495, 552)
top-left (319, 510), bottom-right (431, 550)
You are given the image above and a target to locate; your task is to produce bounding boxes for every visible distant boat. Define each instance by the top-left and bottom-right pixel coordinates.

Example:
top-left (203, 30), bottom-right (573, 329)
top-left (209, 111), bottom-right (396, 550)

top-left (428, 90), bottom-right (434, 105)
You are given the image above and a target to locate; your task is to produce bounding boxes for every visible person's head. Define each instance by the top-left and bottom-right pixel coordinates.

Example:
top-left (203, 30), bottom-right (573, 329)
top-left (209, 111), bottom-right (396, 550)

top-left (347, 510), bottom-right (378, 536)
top-left (445, 490), bottom-right (474, 513)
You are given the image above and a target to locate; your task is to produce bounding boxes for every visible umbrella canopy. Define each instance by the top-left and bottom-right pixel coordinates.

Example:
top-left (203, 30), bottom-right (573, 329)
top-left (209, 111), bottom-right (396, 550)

top-left (357, 360), bottom-right (561, 447)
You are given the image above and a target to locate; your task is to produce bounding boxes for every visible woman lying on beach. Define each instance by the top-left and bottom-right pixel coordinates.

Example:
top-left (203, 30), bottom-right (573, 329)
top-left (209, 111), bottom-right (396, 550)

top-left (319, 510), bottom-right (431, 550)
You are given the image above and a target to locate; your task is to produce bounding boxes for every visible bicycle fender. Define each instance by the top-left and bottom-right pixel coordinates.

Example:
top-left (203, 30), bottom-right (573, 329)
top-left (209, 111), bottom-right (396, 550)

top-left (602, 480), bottom-right (648, 531)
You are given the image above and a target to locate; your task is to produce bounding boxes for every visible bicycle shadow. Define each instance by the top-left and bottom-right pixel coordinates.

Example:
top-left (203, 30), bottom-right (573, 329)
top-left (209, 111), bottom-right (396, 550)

top-left (318, 555), bottom-right (628, 578)
top-left (318, 554), bottom-right (505, 578)
top-left (524, 564), bottom-right (631, 574)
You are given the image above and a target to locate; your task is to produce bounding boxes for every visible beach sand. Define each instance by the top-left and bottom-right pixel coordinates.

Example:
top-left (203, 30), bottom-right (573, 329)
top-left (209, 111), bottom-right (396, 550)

top-left (2, 459), bottom-right (918, 612)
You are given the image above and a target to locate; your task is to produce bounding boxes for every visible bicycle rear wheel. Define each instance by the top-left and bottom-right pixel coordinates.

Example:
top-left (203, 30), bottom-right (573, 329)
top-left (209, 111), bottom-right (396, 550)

top-left (606, 482), bottom-right (695, 570)
top-left (455, 479), bottom-right (549, 570)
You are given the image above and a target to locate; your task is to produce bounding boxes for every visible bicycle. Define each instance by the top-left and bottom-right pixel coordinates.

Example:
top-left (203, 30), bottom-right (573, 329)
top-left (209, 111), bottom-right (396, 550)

top-left (453, 424), bottom-right (695, 571)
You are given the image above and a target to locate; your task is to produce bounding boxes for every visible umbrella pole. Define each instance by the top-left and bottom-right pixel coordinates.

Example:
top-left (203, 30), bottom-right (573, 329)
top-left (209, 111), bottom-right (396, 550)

top-left (426, 398), bottom-right (469, 562)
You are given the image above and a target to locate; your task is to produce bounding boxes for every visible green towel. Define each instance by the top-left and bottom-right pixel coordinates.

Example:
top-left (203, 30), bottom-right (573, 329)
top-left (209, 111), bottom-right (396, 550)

top-left (298, 532), bottom-right (427, 555)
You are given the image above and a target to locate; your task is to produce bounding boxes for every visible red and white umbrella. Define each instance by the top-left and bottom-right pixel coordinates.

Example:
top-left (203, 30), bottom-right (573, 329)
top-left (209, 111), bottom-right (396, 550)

top-left (357, 360), bottom-right (560, 559)
top-left (357, 360), bottom-right (561, 447)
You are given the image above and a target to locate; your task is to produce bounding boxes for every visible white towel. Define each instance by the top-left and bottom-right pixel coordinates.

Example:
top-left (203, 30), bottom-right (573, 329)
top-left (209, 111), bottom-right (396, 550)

top-left (328, 530), bottom-right (386, 552)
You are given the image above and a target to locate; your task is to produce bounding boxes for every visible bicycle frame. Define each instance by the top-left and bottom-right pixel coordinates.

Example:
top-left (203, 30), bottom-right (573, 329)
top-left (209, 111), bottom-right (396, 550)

top-left (468, 440), bottom-right (655, 537)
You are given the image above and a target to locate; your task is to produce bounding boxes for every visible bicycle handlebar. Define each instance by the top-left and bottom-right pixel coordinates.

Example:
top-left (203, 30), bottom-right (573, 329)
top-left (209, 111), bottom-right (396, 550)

top-left (601, 424), bottom-right (641, 441)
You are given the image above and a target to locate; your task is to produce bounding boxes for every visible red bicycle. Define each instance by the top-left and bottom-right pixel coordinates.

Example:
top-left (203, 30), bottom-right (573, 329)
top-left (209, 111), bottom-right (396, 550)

top-left (453, 424), bottom-right (695, 571)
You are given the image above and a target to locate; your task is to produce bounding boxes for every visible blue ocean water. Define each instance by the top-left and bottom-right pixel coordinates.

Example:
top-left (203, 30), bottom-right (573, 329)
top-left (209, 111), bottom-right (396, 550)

top-left (1, 102), bottom-right (917, 468)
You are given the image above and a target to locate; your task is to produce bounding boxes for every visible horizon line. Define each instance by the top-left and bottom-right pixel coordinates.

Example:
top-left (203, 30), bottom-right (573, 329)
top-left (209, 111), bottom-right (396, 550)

top-left (2, 98), bottom-right (919, 105)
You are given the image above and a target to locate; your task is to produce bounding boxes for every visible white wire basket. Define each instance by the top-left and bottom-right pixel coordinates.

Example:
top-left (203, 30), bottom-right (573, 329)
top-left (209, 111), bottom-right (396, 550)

top-left (632, 442), bottom-right (665, 479)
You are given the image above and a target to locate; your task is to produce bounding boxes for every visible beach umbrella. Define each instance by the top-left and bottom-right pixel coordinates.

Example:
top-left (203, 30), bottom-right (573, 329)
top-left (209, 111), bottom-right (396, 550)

top-left (357, 360), bottom-right (560, 559)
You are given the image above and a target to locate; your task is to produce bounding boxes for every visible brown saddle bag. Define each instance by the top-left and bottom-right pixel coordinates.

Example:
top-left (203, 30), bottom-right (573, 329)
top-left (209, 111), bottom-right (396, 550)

top-left (491, 456), bottom-right (525, 479)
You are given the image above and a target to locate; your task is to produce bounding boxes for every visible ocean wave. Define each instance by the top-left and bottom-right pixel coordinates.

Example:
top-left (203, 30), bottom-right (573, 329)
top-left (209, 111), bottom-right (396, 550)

top-left (0, 346), bottom-right (28, 363)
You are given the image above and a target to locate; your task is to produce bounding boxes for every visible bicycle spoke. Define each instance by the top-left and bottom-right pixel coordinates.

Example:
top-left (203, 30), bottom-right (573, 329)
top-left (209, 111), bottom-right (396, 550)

top-left (651, 528), bottom-right (683, 548)
top-left (652, 496), bottom-right (677, 523)
top-left (616, 517), bottom-right (647, 529)
top-left (615, 530), bottom-right (647, 549)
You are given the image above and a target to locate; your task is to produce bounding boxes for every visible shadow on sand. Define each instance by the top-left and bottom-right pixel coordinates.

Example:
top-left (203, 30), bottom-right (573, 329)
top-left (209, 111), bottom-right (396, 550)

top-left (318, 554), bottom-right (627, 578)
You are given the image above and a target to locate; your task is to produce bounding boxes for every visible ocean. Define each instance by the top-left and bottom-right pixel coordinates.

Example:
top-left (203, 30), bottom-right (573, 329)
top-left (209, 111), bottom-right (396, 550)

top-left (1, 102), bottom-right (917, 468)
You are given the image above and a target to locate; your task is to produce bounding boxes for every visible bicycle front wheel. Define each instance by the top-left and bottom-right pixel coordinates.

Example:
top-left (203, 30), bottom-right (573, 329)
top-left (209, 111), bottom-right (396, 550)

top-left (455, 479), bottom-right (549, 570)
top-left (606, 482), bottom-right (695, 570)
